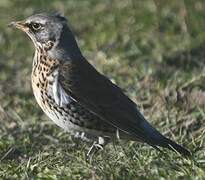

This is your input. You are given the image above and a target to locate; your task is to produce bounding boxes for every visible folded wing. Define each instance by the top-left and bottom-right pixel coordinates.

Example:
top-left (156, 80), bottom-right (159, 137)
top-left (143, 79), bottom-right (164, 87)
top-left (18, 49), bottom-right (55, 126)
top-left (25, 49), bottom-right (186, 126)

top-left (58, 59), bottom-right (191, 156)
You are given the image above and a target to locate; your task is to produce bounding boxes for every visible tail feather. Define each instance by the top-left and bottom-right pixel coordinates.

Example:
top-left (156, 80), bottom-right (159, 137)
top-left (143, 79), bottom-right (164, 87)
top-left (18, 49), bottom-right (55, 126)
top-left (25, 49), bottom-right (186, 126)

top-left (140, 120), bottom-right (191, 156)
top-left (148, 137), bottom-right (191, 157)
top-left (162, 137), bottom-right (191, 157)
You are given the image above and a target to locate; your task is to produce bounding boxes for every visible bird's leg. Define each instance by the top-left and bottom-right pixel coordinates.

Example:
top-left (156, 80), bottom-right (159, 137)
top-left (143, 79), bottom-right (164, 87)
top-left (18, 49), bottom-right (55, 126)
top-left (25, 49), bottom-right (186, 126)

top-left (86, 137), bottom-right (104, 161)
top-left (86, 136), bottom-right (110, 162)
top-left (86, 141), bottom-right (103, 161)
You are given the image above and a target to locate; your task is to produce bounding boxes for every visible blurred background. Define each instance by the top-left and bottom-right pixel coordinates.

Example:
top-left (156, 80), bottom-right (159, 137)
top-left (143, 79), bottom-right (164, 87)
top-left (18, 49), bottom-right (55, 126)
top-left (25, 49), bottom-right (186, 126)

top-left (0, 0), bottom-right (205, 179)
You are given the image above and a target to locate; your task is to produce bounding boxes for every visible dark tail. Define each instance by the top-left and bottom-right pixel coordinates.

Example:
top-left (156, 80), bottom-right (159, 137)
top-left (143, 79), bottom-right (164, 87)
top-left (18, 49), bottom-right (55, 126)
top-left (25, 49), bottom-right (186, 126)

top-left (140, 120), bottom-right (191, 157)
top-left (161, 137), bottom-right (191, 157)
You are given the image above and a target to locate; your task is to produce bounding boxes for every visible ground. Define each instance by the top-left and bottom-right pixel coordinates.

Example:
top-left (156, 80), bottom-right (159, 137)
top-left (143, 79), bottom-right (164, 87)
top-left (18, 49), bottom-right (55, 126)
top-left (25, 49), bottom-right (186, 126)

top-left (0, 0), bottom-right (205, 179)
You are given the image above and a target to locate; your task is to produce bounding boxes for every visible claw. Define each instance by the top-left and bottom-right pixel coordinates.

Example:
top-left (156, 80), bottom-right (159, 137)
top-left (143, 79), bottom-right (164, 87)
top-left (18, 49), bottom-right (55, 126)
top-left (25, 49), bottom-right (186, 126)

top-left (86, 136), bottom-right (110, 163)
top-left (86, 142), bottom-right (103, 163)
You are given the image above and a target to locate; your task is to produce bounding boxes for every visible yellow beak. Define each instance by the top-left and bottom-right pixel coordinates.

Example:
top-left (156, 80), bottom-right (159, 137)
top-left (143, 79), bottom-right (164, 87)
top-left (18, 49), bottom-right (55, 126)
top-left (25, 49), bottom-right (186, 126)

top-left (8, 21), bottom-right (28, 31)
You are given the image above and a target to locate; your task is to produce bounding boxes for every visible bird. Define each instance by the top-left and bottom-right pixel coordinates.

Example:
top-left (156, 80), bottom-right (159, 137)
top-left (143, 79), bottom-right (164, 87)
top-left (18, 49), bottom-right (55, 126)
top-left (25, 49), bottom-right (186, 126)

top-left (9, 13), bottom-right (191, 159)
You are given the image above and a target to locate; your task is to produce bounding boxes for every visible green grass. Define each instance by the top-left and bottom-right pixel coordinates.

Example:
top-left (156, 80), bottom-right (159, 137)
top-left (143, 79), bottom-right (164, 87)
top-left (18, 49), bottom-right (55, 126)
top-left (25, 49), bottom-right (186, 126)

top-left (0, 0), bottom-right (205, 179)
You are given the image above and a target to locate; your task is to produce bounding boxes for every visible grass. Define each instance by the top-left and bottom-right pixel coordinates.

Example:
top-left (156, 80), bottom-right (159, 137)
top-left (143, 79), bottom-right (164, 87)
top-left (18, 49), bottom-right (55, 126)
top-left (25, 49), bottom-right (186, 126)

top-left (0, 0), bottom-right (205, 179)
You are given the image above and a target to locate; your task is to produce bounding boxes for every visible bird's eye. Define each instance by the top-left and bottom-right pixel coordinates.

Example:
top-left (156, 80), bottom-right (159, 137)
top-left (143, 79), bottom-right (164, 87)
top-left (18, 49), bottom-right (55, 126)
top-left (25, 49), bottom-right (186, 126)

top-left (31, 23), bottom-right (42, 31)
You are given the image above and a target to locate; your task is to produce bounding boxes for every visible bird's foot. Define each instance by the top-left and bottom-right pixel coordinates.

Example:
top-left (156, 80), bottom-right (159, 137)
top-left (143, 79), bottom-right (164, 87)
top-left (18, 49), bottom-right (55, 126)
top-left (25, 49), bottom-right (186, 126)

top-left (86, 136), bottom-right (109, 163)
top-left (86, 141), bottom-right (103, 163)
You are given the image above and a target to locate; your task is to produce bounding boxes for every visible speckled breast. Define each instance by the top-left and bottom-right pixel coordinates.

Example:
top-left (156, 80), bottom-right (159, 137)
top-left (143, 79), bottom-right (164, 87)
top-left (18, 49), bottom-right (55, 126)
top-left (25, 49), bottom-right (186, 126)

top-left (31, 50), bottom-right (116, 141)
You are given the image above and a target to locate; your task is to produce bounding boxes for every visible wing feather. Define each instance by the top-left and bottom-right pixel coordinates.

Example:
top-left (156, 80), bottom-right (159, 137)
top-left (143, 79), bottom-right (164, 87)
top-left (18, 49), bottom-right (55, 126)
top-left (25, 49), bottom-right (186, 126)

top-left (57, 58), bottom-right (191, 156)
top-left (58, 59), bottom-right (162, 144)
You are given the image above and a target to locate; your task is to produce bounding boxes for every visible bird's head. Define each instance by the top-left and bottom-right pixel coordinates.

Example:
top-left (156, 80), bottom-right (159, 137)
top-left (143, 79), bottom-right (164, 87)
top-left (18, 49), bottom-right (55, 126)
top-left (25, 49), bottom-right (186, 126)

top-left (9, 13), bottom-right (67, 51)
top-left (10, 13), bottom-right (82, 60)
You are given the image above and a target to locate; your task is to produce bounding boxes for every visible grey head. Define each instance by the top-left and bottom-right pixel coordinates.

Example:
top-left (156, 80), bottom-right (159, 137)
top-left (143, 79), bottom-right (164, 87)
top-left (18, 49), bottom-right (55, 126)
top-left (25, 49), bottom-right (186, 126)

top-left (10, 13), bottom-right (83, 60)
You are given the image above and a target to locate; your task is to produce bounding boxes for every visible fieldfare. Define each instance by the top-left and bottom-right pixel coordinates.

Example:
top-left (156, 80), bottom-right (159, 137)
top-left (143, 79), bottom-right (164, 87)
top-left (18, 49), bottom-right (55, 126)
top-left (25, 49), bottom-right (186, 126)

top-left (10, 13), bottom-right (191, 158)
